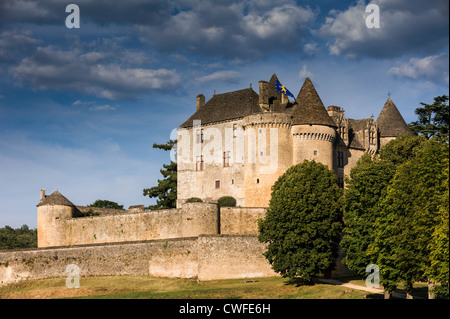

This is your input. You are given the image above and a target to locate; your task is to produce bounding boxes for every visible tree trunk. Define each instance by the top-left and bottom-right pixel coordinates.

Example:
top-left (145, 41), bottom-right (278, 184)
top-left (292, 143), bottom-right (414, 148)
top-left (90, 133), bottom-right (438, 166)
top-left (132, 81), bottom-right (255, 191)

top-left (384, 290), bottom-right (391, 299)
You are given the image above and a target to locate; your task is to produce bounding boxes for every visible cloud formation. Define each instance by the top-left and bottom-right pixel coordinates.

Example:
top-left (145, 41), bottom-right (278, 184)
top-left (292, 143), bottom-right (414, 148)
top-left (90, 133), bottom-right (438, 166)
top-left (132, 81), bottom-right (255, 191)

top-left (318, 0), bottom-right (449, 59)
top-left (389, 53), bottom-right (449, 86)
top-left (10, 45), bottom-right (180, 100)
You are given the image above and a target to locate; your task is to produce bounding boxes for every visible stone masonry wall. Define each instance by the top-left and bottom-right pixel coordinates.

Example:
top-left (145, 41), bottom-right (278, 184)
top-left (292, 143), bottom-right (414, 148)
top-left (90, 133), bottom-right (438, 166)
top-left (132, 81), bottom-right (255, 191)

top-left (39, 203), bottom-right (219, 247)
top-left (0, 235), bottom-right (276, 286)
top-left (220, 207), bottom-right (266, 235)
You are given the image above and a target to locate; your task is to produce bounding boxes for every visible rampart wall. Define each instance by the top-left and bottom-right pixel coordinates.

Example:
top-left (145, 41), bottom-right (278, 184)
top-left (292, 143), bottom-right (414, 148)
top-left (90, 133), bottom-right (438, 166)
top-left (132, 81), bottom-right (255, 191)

top-left (0, 235), bottom-right (277, 286)
top-left (38, 203), bottom-right (265, 247)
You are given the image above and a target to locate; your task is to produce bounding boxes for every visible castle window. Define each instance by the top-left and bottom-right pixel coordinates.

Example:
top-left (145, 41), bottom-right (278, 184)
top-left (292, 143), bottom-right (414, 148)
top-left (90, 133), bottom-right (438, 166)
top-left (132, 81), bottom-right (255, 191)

top-left (256, 178), bottom-right (260, 184)
top-left (231, 179), bottom-right (234, 185)
top-left (196, 155), bottom-right (204, 171)
top-left (337, 177), bottom-right (344, 188)
top-left (369, 131), bottom-right (375, 144)
top-left (337, 151), bottom-right (344, 168)
top-left (223, 151), bottom-right (230, 167)
top-left (313, 150), bottom-right (317, 156)
top-left (215, 180), bottom-right (220, 189)
top-left (339, 126), bottom-right (346, 140)
top-left (233, 124), bottom-right (238, 137)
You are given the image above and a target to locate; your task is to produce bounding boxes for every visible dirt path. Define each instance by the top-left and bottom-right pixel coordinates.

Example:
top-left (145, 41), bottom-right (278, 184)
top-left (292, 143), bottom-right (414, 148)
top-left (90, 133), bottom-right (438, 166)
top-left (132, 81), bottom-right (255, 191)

top-left (317, 278), bottom-right (424, 299)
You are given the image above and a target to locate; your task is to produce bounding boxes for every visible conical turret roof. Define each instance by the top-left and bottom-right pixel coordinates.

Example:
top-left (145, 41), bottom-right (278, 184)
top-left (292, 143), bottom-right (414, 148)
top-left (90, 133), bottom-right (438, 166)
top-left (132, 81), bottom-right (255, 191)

top-left (292, 78), bottom-right (336, 127)
top-left (376, 98), bottom-right (411, 137)
top-left (37, 190), bottom-right (74, 207)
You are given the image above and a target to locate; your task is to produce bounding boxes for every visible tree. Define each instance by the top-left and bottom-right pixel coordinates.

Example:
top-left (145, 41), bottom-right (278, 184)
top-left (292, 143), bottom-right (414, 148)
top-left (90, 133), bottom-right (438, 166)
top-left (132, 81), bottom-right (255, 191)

top-left (371, 138), bottom-right (449, 298)
top-left (0, 225), bottom-right (37, 250)
top-left (258, 160), bottom-right (343, 282)
top-left (143, 140), bottom-right (177, 210)
top-left (341, 154), bottom-right (396, 278)
top-left (88, 200), bottom-right (124, 210)
top-left (379, 133), bottom-right (427, 166)
top-left (427, 156), bottom-right (449, 298)
top-left (409, 95), bottom-right (449, 140)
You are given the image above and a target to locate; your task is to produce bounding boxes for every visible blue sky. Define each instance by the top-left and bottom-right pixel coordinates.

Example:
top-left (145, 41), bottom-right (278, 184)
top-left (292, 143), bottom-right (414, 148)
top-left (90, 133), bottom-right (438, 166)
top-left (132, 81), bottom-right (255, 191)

top-left (0, 0), bottom-right (448, 228)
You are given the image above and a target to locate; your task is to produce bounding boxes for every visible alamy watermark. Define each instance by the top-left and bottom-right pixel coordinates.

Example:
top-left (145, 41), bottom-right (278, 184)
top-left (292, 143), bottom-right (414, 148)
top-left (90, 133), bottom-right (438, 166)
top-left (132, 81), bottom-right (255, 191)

top-left (172, 120), bottom-right (279, 174)
top-left (365, 264), bottom-right (380, 289)
top-left (65, 263), bottom-right (80, 288)
top-left (365, 4), bottom-right (380, 29)
top-left (65, 4), bottom-right (80, 29)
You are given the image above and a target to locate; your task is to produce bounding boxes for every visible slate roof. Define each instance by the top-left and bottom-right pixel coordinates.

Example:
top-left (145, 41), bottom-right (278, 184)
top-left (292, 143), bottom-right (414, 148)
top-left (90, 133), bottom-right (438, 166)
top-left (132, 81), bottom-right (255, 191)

top-left (292, 78), bottom-right (336, 127)
top-left (179, 88), bottom-right (261, 128)
top-left (37, 190), bottom-right (75, 207)
top-left (376, 98), bottom-right (411, 137)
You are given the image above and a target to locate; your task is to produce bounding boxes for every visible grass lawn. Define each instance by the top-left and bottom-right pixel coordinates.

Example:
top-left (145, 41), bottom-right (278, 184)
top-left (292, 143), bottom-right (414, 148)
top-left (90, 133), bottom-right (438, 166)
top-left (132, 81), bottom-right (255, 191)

top-left (0, 275), bottom-right (381, 299)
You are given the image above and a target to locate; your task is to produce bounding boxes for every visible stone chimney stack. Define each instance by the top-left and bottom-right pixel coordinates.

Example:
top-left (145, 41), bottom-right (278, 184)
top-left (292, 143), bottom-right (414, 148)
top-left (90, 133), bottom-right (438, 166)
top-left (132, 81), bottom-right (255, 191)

top-left (196, 94), bottom-right (205, 111)
top-left (40, 189), bottom-right (46, 201)
top-left (258, 81), bottom-right (269, 108)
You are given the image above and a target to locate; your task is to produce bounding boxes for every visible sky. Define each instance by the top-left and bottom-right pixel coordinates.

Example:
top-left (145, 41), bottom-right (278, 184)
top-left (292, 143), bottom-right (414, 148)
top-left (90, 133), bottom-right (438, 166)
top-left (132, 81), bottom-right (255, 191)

top-left (0, 0), bottom-right (448, 228)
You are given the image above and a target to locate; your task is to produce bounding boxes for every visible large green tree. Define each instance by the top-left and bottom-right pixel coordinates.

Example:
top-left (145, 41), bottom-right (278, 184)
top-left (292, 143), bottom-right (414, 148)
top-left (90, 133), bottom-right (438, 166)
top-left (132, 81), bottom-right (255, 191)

top-left (370, 138), bottom-right (449, 298)
top-left (341, 154), bottom-right (396, 278)
top-left (409, 95), bottom-right (449, 140)
top-left (143, 140), bottom-right (177, 210)
top-left (258, 160), bottom-right (343, 282)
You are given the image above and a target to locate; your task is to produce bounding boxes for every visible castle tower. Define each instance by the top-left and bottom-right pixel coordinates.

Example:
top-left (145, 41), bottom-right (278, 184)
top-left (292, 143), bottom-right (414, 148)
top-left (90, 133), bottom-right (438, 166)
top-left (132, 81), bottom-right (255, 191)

top-left (291, 78), bottom-right (337, 169)
top-left (37, 189), bottom-right (75, 247)
top-left (376, 98), bottom-right (412, 147)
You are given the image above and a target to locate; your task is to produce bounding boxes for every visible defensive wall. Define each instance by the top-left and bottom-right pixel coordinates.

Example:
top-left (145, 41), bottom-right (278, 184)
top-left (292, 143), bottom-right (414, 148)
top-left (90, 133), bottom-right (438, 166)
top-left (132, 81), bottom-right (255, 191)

top-left (0, 202), bottom-right (352, 286)
top-left (38, 202), bottom-right (266, 248)
top-left (0, 235), bottom-right (277, 286)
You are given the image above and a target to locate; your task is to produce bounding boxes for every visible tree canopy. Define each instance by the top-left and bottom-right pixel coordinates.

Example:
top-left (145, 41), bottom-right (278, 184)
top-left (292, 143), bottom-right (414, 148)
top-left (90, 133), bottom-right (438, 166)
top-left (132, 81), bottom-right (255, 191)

top-left (88, 200), bottom-right (124, 210)
top-left (258, 160), bottom-right (343, 282)
top-left (0, 225), bottom-right (37, 250)
top-left (409, 95), bottom-right (449, 140)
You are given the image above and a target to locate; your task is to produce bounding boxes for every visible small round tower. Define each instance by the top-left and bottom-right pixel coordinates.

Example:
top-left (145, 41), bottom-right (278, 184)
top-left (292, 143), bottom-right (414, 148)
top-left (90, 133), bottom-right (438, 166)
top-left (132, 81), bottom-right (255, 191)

top-left (291, 78), bottom-right (337, 170)
top-left (37, 189), bottom-right (75, 247)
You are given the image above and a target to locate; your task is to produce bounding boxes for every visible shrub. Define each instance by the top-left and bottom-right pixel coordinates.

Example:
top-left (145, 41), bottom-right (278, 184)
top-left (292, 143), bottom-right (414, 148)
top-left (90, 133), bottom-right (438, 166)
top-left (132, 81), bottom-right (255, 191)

top-left (218, 196), bottom-right (236, 207)
top-left (186, 197), bottom-right (203, 203)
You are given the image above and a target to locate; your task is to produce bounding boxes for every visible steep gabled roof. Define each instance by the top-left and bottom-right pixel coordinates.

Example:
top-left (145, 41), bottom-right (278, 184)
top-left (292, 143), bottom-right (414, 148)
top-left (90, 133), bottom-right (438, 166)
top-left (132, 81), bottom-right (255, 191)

top-left (376, 98), bottom-right (411, 137)
top-left (292, 78), bottom-right (336, 127)
top-left (179, 88), bottom-right (261, 128)
top-left (37, 190), bottom-right (74, 207)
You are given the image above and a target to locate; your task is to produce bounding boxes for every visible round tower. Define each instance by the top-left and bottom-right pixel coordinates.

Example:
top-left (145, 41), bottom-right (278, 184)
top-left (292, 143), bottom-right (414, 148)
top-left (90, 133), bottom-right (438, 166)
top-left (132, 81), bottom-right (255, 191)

top-left (291, 78), bottom-right (337, 170)
top-left (37, 189), bottom-right (75, 247)
top-left (241, 112), bottom-right (292, 207)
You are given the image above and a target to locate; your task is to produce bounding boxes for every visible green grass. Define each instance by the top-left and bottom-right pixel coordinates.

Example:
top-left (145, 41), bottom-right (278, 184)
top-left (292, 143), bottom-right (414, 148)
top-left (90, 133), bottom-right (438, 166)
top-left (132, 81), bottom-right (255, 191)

top-left (0, 275), bottom-right (378, 299)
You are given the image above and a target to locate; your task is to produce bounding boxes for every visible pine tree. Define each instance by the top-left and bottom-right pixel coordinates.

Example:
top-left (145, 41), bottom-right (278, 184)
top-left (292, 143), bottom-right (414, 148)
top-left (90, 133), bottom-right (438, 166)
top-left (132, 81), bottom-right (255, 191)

top-left (143, 140), bottom-right (177, 210)
top-left (409, 95), bottom-right (449, 140)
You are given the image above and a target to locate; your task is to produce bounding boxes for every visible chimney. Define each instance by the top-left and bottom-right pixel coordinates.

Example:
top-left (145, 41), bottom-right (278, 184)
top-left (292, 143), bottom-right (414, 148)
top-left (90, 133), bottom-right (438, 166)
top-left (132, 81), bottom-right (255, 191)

top-left (258, 81), bottom-right (269, 108)
top-left (196, 94), bottom-right (205, 111)
top-left (40, 189), bottom-right (46, 201)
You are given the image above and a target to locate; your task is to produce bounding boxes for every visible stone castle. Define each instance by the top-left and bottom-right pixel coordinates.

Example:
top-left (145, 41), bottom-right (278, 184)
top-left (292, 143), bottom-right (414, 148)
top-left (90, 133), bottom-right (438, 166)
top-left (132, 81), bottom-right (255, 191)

top-left (177, 74), bottom-right (410, 207)
top-left (0, 74), bottom-right (410, 286)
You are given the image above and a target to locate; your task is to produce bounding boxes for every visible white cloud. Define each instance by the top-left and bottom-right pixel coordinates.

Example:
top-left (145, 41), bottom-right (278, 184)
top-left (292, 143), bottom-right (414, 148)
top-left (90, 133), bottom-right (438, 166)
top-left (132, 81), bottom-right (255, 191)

top-left (9, 46), bottom-right (180, 100)
top-left (318, 0), bottom-right (449, 58)
top-left (89, 104), bottom-right (118, 111)
top-left (196, 70), bottom-right (241, 83)
top-left (299, 65), bottom-right (314, 80)
top-left (388, 53), bottom-right (449, 85)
